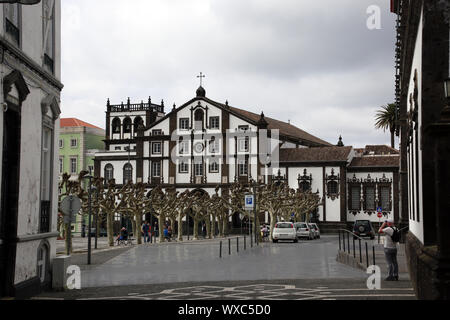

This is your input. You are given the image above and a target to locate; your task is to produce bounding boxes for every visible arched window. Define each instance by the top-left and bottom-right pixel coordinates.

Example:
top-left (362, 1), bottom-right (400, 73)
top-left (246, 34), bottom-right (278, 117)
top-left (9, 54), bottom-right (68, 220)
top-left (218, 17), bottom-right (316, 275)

top-left (123, 117), bottom-right (132, 134)
top-left (194, 109), bottom-right (204, 130)
top-left (37, 242), bottom-right (49, 284)
top-left (104, 164), bottom-right (114, 183)
top-left (134, 116), bottom-right (143, 134)
top-left (112, 118), bottom-right (121, 134)
top-left (123, 163), bottom-right (133, 184)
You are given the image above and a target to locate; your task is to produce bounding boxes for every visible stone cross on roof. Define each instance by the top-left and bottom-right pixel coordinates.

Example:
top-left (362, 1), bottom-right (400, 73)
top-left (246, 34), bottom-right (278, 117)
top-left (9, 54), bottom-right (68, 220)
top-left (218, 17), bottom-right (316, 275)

top-left (197, 72), bottom-right (205, 87)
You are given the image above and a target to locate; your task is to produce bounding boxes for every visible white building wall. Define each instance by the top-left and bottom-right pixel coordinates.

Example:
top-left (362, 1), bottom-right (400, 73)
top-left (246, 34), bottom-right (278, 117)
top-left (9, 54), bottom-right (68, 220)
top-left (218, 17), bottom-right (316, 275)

top-left (406, 9), bottom-right (424, 244)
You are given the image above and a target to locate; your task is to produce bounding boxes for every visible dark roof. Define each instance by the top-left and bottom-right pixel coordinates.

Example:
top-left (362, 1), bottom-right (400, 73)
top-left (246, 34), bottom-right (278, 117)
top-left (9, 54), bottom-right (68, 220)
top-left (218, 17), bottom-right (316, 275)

top-left (226, 106), bottom-right (332, 146)
top-left (349, 156), bottom-right (400, 168)
top-left (363, 145), bottom-right (399, 155)
top-left (280, 146), bottom-right (353, 162)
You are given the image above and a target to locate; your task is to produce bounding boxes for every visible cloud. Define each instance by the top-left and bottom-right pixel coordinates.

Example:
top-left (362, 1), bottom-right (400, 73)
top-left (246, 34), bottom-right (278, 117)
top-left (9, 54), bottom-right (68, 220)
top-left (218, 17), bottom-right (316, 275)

top-left (61, 0), bottom-right (397, 148)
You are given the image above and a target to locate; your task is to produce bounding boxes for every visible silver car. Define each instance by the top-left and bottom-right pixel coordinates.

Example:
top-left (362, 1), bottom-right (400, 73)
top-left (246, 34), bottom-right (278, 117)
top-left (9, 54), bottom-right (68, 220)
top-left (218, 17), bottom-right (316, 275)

top-left (308, 223), bottom-right (321, 239)
top-left (294, 222), bottom-right (315, 240)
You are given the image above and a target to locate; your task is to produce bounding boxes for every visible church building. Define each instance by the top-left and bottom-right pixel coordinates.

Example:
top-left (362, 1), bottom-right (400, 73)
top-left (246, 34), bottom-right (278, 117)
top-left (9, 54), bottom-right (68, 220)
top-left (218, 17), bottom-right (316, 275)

top-left (94, 85), bottom-right (400, 231)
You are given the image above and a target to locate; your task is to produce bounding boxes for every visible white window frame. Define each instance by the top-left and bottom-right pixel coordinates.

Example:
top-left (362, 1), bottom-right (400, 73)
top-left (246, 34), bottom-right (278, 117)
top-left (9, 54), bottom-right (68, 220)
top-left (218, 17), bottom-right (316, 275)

top-left (179, 160), bottom-right (189, 174)
top-left (238, 137), bottom-right (249, 152)
top-left (152, 142), bottom-right (162, 155)
top-left (152, 161), bottom-right (161, 177)
top-left (210, 116), bottom-right (220, 129)
top-left (238, 159), bottom-right (248, 176)
top-left (70, 157), bottom-right (77, 174)
top-left (194, 162), bottom-right (204, 177)
top-left (209, 139), bottom-right (220, 154)
top-left (70, 138), bottom-right (77, 148)
top-left (59, 139), bottom-right (63, 149)
top-left (59, 157), bottom-right (63, 174)
top-left (179, 141), bottom-right (190, 155)
top-left (209, 160), bottom-right (219, 173)
top-left (180, 118), bottom-right (189, 130)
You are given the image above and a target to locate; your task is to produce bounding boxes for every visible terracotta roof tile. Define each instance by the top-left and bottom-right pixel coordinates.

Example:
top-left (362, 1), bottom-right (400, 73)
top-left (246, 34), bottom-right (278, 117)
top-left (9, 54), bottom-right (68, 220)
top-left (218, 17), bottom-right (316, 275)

top-left (60, 118), bottom-right (104, 130)
top-left (280, 146), bottom-right (353, 162)
top-left (363, 145), bottom-right (399, 155)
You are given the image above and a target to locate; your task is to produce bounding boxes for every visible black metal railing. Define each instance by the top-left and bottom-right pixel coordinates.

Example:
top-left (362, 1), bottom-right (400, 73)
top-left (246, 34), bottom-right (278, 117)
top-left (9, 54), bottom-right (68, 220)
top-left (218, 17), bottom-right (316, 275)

top-left (219, 235), bottom-right (258, 259)
top-left (338, 229), bottom-right (376, 269)
top-left (39, 201), bottom-right (51, 233)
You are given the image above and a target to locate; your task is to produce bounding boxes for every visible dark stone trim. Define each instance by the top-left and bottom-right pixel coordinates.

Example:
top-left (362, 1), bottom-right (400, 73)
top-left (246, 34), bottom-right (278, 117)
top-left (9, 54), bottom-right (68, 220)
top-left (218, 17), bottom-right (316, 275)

top-left (347, 167), bottom-right (399, 173)
top-left (322, 167), bottom-right (326, 221)
top-left (340, 166), bottom-right (347, 222)
top-left (3, 69), bottom-right (29, 103)
top-left (280, 161), bottom-right (348, 167)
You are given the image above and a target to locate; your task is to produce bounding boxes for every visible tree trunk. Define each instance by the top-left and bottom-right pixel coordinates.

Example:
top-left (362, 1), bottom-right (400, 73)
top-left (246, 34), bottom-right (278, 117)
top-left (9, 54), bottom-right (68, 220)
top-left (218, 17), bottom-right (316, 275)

top-left (391, 131), bottom-right (395, 149)
top-left (107, 211), bottom-right (114, 247)
top-left (269, 210), bottom-right (277, 240)
top-left (136, 212), bottom-right (143, 245)
top-left (210, 214), bottom-right (216, 238)
top-left (222, 217), bottom-right (228, 237)
top-left (158, 215), bottom-right (165, 243)
top-left (193, 217), bottom-right (199, 240)
top-left (177, 213), bottom-right (183, 241)
top-left (131, 217), bottom-right (137, 240)
top-left (205, 215), bottom-right (211, 239)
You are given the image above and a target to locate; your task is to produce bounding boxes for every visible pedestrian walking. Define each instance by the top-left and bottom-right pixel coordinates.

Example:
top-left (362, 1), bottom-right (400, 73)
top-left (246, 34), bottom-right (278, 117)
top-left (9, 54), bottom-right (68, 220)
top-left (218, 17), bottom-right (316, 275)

top-left (142, 221), bottom-right (150, 243)
top-left (378, 219), bottom-right (400, 281)
top-left (168, 225), bottom-right (173, 240)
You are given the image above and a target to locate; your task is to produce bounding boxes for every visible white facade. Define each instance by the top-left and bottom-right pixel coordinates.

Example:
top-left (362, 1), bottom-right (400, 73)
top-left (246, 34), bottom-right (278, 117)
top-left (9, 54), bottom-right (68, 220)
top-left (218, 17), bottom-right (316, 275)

top-left (0, 0), bottom-right (62, 298)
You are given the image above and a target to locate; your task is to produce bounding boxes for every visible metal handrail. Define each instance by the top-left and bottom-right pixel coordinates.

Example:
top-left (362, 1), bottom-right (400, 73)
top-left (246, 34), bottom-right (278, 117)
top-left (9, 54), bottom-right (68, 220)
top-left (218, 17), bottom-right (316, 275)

top-left (338, 229), bottom-right (376, 268)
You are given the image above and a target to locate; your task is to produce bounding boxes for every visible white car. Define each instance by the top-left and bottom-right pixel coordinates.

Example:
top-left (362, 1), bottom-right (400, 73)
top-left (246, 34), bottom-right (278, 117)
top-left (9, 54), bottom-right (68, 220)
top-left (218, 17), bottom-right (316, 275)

top-left (272, 222), bottom-right (298, 243)
top-left (294, 222), bottom-right (315, 240)
top-left (308, 223), bottom-right (321, 239)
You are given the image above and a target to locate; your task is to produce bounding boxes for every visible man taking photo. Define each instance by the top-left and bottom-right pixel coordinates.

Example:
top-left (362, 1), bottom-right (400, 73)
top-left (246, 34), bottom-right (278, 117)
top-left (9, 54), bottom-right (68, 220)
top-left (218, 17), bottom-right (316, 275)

top-left (378, 218), bottom-right (400, 281)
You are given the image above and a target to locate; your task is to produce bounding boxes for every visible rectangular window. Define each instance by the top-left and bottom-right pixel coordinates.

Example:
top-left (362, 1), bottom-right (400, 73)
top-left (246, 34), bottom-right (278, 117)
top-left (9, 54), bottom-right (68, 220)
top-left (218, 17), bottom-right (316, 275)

top-left (380, 186), bottom-right (391, 211)
top-left (41, 127), bottom-right (52, 200)
top-left (209, 139), bottom-right (219, 154)
top-left (4, 4), bottom-right (20, 46)
top-left (238, 137), bottom-right (249, 152)
top-left (194, 162), bottom-right (203, 176)
top-left (351, 186), bottom-right (361, 211)
top-left (70, 158), bottom-right (77, 174)
top-left (43, 0), bottom-right (55, 74)
top-left (179, 161), bottom-right (189, 173)
top-left (364, 186), bottom-right (376, 211)
top-left (179, 118), bottom-right (189, 130)
top-left (179, 141), bottom-right (189, 154)
top-left (59, 139), bottom-right (63, 149)
top-left (70, 138), bottom-right (77, 148)
top-left (238, 125), bottom-right (249, 132)
top-left (59, 157), bottom-right (63, 174)
top-left (238, 159), bottom-right (248, 176)
top-left (209, 160), bottom-right (219, 173)
top-left (152, 161), bottom-right (161, 177)
top-left (209, 117), bottom-right (220, 129)
top-left (115, 146), bottom-right (121, 151)
top-left (152, 129), bottom-right (162, 136)
top-left (152, 142), bottom-right (162, 154)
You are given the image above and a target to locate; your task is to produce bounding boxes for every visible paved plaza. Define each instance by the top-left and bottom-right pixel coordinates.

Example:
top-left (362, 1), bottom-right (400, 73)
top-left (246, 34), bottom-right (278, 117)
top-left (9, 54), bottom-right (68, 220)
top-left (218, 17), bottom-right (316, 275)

top-left (37, 235), bottom-right (415, 300)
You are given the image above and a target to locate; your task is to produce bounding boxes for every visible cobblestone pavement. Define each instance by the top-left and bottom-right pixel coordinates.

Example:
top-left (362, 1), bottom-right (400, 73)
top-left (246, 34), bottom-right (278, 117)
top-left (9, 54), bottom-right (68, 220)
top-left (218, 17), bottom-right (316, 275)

top-left (39, 235), bottom-right (415, 300)
top-left (34, 279), bottom-right (415, 300)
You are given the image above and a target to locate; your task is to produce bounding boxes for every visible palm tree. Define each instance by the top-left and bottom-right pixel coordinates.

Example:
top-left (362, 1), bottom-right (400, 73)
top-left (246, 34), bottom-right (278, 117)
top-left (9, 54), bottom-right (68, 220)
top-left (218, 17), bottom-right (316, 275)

top-left (375, 103), bottom-right (397, 148)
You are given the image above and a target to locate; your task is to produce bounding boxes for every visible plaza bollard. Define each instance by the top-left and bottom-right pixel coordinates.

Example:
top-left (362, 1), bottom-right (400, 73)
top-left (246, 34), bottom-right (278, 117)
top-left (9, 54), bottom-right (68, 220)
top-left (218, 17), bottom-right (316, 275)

top-left (353, 237), bottom-right (356, 258)
top-left (373, 246), bottom-right (376, 266)
top-left (366, 242), bottom-right (369, 268)
top-left (237, 237), bottom-right (239, 253)
top-left (347, 232), bottom-right (350, 254)
top-left (359, 239), bottom-right (362, 263)
top-left (338, 230), bottom-right (341, 251)
top-left (228, 238), bottom-right (231, 255)
top-left (343, 231), bottom-right (346, 252)
top-left (219, 241), bottom-right (222, 259)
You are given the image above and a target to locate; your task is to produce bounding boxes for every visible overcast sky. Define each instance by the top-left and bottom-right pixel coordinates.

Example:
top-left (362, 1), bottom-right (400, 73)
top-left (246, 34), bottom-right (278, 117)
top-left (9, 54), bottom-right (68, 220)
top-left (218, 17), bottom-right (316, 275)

top-left (61, 0), bottom-right (397, 148)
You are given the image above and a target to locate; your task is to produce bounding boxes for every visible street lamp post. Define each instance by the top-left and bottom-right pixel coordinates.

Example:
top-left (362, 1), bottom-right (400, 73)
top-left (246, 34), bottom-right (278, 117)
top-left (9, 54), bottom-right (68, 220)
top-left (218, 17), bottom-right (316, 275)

top-left (83, 175), bottom-right (94, 265)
